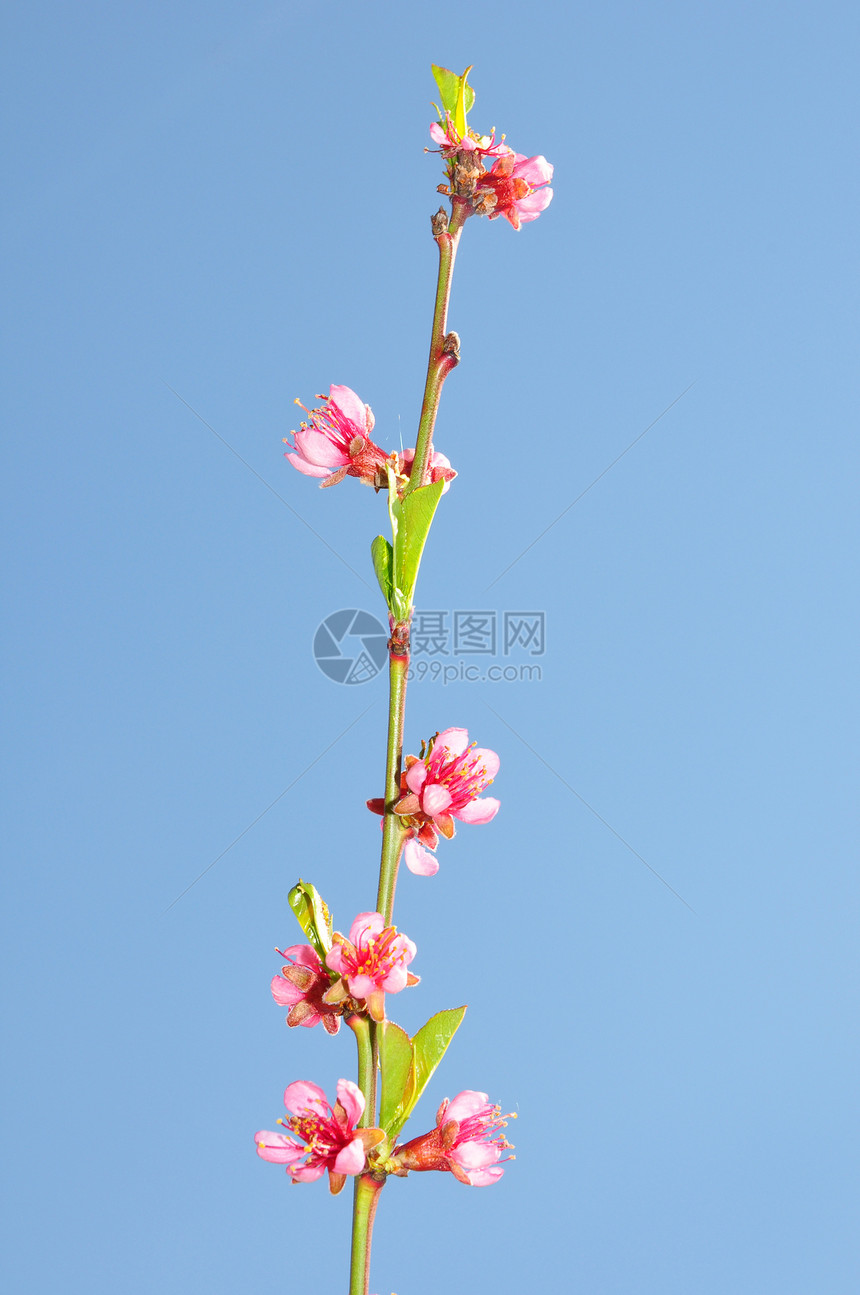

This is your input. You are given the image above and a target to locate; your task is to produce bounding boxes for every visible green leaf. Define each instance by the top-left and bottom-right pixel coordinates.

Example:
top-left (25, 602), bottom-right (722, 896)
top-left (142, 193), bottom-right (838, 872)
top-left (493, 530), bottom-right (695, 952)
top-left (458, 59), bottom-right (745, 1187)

top-left (370, 534), bottom-right (393, 610)
top-left (287, 880), bottom-right (333, 960)
top-left (411, 1006), bottom-right (467, 1111)
top-left (431, 64), bottom-right (475, 128)
top-left (382, 1006), bottom-right (467, 1142)
top-left (378, 1021), bottom-right (414, 1135)
top-left (390, 477), bottom-right (445, 617)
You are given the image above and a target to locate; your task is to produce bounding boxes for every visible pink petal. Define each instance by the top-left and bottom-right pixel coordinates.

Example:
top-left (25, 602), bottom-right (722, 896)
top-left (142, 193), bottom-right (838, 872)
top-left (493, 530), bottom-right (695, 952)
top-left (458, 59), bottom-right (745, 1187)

top-left (283, 944), bottom-right (324, 970)
top-left (347, 972), bottom-right (376, 999)
top-left (453, 795), bottom-right (500, 825)
top-left (404, 838), bottom-right (439, 876)
top-left (464, 1165), bottom-right (505, 1186)
top-left (517, 189), bottom-right (554, 220)
top-left (289, 1162), bottom-right (327, 1183)
top-left (328, 384), bottom-right (367, 433)
top-left (285, 452), bottom-right (331, 479)
top-left (470, 747), bottom-right (500, 780)
top-left (429, 122), bottom-right (448, 145)
top-left (348, 911), bottom-right (384, 946)
top-left (335, 1078), bottom-right (365, 1128)
top-left (283, 1080), bottom-right (329, 1118)
top-left (422, 783), bottom-right (453, 816)
top-left (450, 1142), bottom-right (501, 1171)
top-left (254, 1131), bottom-right (303, 1165)
top-left (381, 964), bottom-right (408, 993)
top-left (325, 944), bottom-right (347, 975)
top-left (513, 155), bottom-right (553, 186)
top-left (294, 426), bottom-right (349, 468)
top-left (333, 1135), bottom-right (367, 1177)
top-left (405, 761), bottom-right (428, 795)
top-left (435, 727), bottom-right (470, 757)
top-left (271, 974), bottom-right (304, 1007)
top-left (444, 1091), bottom-right (491, 1123)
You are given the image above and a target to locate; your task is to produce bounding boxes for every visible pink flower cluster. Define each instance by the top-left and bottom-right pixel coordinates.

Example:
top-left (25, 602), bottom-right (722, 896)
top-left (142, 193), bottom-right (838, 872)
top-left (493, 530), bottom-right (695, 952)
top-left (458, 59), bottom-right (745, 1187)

top-left (368, 727), bottom-right (499, 875)
top-left (393, 1090), bottom-right (514, 1186)
top-left (429, 117), bottom-right (553, 231)
top-left (284, 384), bottom-right (456, 492)
top-left (255, 1078), bottom-right (382, 1195)
top-left (271, 913), bottom-right (418, 1029)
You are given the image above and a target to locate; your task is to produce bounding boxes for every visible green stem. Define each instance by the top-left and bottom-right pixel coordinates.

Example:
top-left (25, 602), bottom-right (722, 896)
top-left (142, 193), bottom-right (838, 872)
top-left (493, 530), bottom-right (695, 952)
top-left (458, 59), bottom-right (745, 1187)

top-left (375, 648), bottom-right (409, 927)
top-left (347, 1014), bottom-right (375, 1128)
top-left (349, 1173), bottom-right (385, 1295)
top-left (404, 198), bottom-right (469, 496)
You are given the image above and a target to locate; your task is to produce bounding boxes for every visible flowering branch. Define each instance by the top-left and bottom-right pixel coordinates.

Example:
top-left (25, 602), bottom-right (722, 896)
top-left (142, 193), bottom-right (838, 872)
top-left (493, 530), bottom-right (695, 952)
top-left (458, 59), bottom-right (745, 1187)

top-left (254, 63), bottom-right (553, 1295)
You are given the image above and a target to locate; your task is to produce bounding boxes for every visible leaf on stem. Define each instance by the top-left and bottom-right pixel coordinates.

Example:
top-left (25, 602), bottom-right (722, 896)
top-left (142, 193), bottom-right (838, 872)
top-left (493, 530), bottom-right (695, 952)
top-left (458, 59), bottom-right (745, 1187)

top-left (370, 534), bottom-right (394, 608)
top-left (287, 880), bottom-right (333, 960)
top-left (379, 1006), bottom-right (467, 1141)
top-left (379, 1021), bottom-right (414, 1134)
top-left (389, 477), bottom-right (445, 620)
top-left (431, 64), bottom-right (476, 135)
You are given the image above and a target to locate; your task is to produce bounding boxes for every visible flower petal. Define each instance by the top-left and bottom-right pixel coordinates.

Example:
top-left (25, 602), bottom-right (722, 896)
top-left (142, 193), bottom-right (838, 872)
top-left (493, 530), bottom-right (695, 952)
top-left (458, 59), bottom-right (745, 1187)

top-left (434, 727), bottom-right (470, 757)
top-left (333, 1135), bottom-right (367, 1177)
top-left (513, 154), bottom-right (553, 186)
top-left (463, 1165), bottom-right (505, 1186)
top-left (254, 1131), bottom-right (303, 1164)
top-left (404, 838), bottom-right (440, 876)
top-left (453, 795), bottom-right (500, 825)
top-left (517, 188), bottom-right (554, 221)
top-left (422, 783), bottom-right (453, 816)
top-left (405, 761), bottom-right (428, 795)
top-left (328, 384), bottom-right (367, 433)
top-left (348, 911), bottom-right (384, 946)
top-left (294, 426), bottom-right (349, 468)
top-left (335, 1078), bottom-right (365, 1128)
top-left (283, 1080), bottom-right (329, 1119)
top-left (271, 974), bottom-right (304, 1007)
top-left (470, 747), bottom-right (500, 780)
top-left (285, 452), bottom-right (332, 478)
top-left (444, 1091), bottom-right (491, 1123)
top-left (289, 1161), bottom-right (327, 1183)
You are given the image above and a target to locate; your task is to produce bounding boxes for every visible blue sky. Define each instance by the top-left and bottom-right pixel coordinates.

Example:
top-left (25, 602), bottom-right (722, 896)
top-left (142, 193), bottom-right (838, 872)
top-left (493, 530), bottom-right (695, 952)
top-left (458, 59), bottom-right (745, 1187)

top-left (3, 2), bottom-right (858, 1292)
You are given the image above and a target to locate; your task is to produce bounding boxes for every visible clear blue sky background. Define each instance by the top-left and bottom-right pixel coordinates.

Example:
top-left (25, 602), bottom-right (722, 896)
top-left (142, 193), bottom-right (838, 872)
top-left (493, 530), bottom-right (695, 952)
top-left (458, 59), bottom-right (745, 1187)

top-left (3, 2), bottom-right (858, 1292)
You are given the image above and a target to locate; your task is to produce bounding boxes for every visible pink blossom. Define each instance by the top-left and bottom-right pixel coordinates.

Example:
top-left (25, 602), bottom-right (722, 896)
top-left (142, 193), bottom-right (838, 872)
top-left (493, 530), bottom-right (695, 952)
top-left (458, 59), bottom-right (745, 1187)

top-left (270, 944), bottom-right (342, 1035)
top-left (473, 152), bottom-right (554, 230)
top-left (392, 1090), bottom-right (514, 1186)
top-left (283, 384), bottom-right (388, 487)
top-left (255, 1078), bottom-right (383, 1195)
top-left (324, 912), bottom-right (418, 1022)
top-left (394, 727), bottom-right (500, 875)
top-left (429, 115), bottom-right (511, 160)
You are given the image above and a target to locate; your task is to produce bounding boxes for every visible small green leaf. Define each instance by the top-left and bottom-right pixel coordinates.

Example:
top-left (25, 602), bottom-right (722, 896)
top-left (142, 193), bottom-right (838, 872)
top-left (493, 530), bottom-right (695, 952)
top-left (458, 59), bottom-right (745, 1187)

top-left (370, 534), bottom-right (394, 610)
top-left (379, 1021), bottom-right (414, 1135)
top-left (411, 1006), bottom-right (467, 1109)
top-left (431, 64), bottom-right (476, 127)
top-left (287, 880), bottom-right (333, 960)
top-left (390, 477), bottom-right (445, 615)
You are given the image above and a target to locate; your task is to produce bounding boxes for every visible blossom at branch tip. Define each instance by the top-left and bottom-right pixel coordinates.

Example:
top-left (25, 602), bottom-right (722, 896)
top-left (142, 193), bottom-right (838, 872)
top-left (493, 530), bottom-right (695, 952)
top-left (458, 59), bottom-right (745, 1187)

top-left (392, 1090), bottom-right (514, 1186)
top-left (270, 944), bottom-right (343, 1035)
top-left (323, 912), bottom-right (418, 1023)
top-left (472, 152), bottom-right (554, 230)
top-left (429, 114), bottom-right (511, 160)
top-left (255, 1078), bottom-right (383, 1195)
top-left (283, 384), bottom-right (388, 487)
